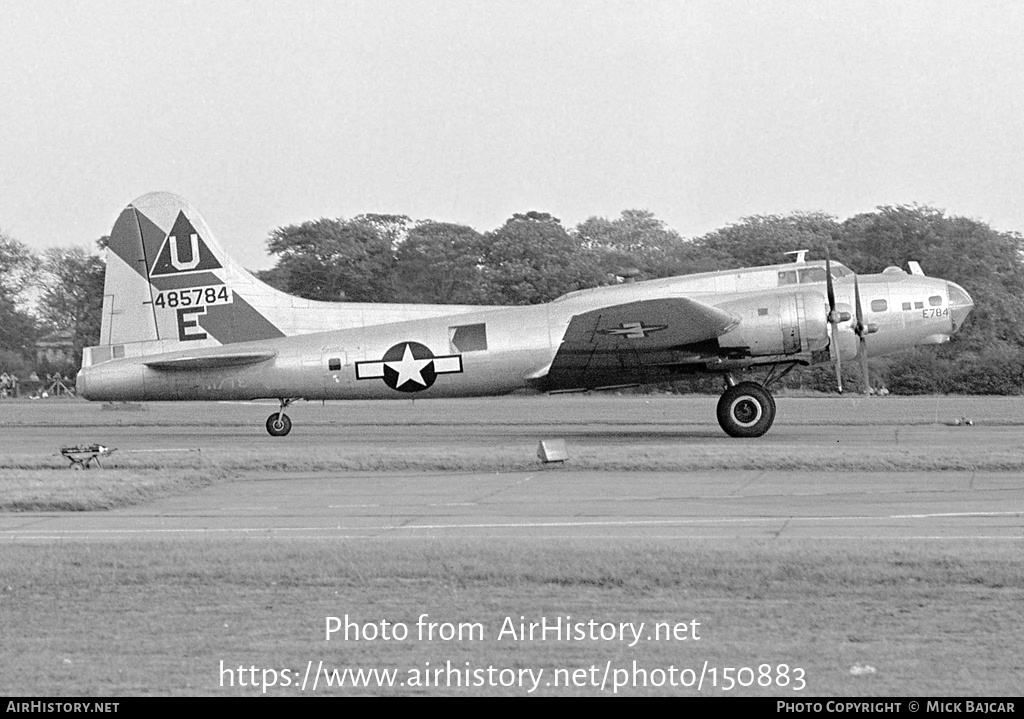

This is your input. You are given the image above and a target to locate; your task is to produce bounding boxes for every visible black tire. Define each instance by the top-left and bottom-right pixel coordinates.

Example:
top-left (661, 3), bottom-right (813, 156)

top-left (717, 382), bottom-right (775, 438)
top-left (266, 413), bottom-right (292, 437)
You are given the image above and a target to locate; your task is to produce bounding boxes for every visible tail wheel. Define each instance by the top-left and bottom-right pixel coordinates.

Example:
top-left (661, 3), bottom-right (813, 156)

top-left (266, 413), bottom-right (292, 437)
top-left (717, 381), bottom-right (776, 438)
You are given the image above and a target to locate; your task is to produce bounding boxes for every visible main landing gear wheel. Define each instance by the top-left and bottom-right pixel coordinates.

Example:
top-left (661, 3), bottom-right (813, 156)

top-left (717, 381), bottom-right (776, 438)
top-left (266, 413), bottom-right (292, 437)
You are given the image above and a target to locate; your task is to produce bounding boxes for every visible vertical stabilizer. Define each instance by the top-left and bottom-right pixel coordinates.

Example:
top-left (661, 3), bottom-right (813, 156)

top-left (98, 192), bottom-right (285, 353)
top-left (100, 203), bottom-right (161, 345)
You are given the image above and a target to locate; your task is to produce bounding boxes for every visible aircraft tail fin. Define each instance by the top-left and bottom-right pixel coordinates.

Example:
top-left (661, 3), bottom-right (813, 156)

top-left (93, 192), bottom-right (286, 360)
top-left (87, 191), bottom-right (490, 367)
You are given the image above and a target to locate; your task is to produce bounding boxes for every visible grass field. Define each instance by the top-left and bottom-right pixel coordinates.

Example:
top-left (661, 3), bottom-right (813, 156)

top-left (1, 396), bottom-right (1022, 696)
top-left (2, 540), bottom-right (1022, 696)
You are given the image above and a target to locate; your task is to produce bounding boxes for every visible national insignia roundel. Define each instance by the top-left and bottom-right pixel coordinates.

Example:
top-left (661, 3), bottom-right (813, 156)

top-left (355, 341), bottom-right (463, 393)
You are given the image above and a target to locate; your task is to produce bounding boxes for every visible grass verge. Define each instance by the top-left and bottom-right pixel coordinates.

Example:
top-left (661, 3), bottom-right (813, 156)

top-left (1, 539), bottom-right (1021, 696)
top-left (3, 441), bottom-right (1024, 512)
top-left (0, 468), bottom-right (224, 511)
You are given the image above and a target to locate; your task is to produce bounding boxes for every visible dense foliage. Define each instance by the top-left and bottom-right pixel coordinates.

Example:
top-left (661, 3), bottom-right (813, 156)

top-left (258, 204), bottom-right (1024, 395)
top-left (5, 205), bottom-right (1023, 394)
top-left (0, 234), bottom-right (105, 378)
top-left (0, 232), bottom-right (43, 375)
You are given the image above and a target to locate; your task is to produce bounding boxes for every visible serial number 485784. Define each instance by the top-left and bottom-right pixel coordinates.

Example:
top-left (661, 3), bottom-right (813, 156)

top-left (154, 285), bottom-right (232, 309)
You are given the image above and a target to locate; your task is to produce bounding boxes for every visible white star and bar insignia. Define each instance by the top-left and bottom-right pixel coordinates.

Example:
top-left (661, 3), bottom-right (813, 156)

top-left (355, 341), bottom-right (463, 392)
top-left (597, 322), bottom-right (668, 339)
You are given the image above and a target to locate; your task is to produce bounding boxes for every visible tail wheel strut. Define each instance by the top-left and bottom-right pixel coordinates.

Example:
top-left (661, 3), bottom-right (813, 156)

top-left (266, 397), bottom-right (299, 437)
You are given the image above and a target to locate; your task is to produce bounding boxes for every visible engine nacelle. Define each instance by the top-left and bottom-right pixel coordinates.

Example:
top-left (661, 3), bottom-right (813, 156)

top-left (716, 291), bottom-right (829, 357)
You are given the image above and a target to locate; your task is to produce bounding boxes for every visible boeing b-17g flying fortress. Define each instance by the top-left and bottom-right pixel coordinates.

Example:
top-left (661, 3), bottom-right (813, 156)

top-left (76, 193), bottom-right (973, 438)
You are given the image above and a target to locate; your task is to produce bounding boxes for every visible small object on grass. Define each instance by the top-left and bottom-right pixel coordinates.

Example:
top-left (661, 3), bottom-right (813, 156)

top-left (537, 439), bottom-right (569, 464)
top-left (60, 444), bottom-right (116, 470)
top-left (101, 402), bottom-right (147, 411)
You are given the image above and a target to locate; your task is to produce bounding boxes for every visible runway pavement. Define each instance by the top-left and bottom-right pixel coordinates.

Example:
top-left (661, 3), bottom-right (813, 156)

top-left (2, 397), bottom-right (1022, 542)
top-left (3, 469), bottom-right (1022, 541)
top-left (5, 394), bottom-right (1024, 453)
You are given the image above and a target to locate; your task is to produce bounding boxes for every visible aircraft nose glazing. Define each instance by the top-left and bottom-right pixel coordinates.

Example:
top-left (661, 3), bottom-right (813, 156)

top-left (947, 281), bottom-right (974, 332)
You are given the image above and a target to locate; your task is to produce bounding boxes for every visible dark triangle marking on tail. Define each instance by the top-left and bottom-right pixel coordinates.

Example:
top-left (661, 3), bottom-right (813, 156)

top-left (150, 212), bottom-right (222, 277)
top-left (150, 272), bottom-right (223, 291)
top-left (137, 209), bottom-right (171, 277)
top-left (106, 207), bottom-right (148, 282)
top-left (199, 294), bottom-right (285, 344)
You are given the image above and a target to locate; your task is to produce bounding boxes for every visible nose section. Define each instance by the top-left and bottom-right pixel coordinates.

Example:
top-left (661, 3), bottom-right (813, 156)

top-left (947, 281), bottom-right (974, 333)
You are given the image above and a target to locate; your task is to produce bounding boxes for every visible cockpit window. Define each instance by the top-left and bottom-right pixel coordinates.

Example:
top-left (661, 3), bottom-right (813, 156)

top-left (799, 267), bottom-right (826, 283)
top-left (929, 295), bottom-right (943, 307)
top-left (870, 299), bottom-right (888, 312)
top-left (779, 262), bottom-right (851, 287)
top-left (948, 283), bottom-right (971, 306)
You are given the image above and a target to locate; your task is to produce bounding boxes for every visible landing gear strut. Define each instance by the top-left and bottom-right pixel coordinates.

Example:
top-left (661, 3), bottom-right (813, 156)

top-left (716, 378), bottom-right (776, 438)
top-left (266, 398), bottom-right (298, 437)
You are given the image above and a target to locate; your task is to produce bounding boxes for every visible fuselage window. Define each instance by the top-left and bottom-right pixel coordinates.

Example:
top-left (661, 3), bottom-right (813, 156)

top-left (328, 358), bottom-right (342, 371)
top-left (799, 267), bottom-right (826, 284)
top-left (902, 302), bottom-right (912, 311)
top-left (449, 323), bottom-right (488, 352)
top-left (914, 301), bottom-right (924, 309)
top-left (870, 299), bottom-right (888, 312)
top-left (929, 295), bottom-right (943, 306)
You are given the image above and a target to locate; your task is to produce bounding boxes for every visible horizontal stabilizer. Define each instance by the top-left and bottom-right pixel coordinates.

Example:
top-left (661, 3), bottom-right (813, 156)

top-left (144, 349), bottom-right (277, 371)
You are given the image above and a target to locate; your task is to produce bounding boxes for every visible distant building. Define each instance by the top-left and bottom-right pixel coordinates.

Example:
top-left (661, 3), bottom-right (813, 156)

top-left (35, 329), bottom-right (76, 366)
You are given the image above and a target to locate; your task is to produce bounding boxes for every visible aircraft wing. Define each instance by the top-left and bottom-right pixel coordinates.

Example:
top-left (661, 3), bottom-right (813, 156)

top-left (543, 297), bottom-right (738, 388)
top-left (144, 349), bottom-right (278, 371)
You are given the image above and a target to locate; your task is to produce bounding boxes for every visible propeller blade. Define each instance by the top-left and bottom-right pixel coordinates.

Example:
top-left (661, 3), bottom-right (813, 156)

top-left (825, 246), bottom-right (843, 393)
top-left (835, 336), bottom-right (844, 393)
top-left (825, 246), bottom-right (836, 314)
top-left (853, 274), bottom-right (870, 395)
top-left (859, 336), bottom-right (870, 394)
top-left (853, 273), bottom-right (866, 337)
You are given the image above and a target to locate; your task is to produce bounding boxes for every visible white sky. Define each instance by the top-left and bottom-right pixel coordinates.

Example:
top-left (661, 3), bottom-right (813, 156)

top-left (2, 0), bottom-right (1022, 270)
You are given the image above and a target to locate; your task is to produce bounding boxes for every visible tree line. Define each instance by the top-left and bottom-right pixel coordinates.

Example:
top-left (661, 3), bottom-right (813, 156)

top-left (3, 204), bottom-right (1022, 394)
top-left (0, 236), bottom-right (104, 381)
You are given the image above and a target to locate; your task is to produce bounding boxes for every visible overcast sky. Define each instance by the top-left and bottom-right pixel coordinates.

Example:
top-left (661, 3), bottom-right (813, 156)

top-left (2, 0), bottom-right (1022, 270)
